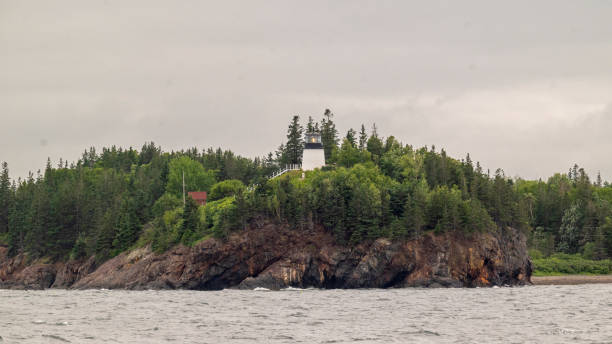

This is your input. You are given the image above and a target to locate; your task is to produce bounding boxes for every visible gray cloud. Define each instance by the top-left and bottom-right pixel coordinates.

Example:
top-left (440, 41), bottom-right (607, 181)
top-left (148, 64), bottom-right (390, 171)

top-left (1, 0), bottom-right (612, 180)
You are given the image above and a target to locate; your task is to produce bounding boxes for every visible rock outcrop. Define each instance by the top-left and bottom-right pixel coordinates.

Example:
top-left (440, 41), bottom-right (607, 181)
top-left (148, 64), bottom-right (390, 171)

top-left (0, 247), bottom-right (60, 290)
top-left (0, 224), bottom-right (532, 290)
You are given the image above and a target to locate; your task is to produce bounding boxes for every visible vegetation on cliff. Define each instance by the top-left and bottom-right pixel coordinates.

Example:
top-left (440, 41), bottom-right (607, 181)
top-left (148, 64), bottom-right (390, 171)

top-left (530, 252), bottom-right (612, 276)
top-left (0, 110), bottom-right (611, 266)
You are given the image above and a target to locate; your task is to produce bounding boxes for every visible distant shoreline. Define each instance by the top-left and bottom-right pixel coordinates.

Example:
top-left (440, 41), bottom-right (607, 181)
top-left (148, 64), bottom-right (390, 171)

top-left (531, 275), bottom-right (612, 285)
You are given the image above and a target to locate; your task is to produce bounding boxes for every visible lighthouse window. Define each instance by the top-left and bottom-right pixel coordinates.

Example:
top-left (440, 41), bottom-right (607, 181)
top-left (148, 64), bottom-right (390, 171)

top-left (311, 137), bottom-right (316, 143)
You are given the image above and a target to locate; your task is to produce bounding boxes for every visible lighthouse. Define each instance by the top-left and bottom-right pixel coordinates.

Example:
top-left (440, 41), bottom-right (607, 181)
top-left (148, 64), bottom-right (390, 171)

top-left (302, 132), bottom-right (326, 171)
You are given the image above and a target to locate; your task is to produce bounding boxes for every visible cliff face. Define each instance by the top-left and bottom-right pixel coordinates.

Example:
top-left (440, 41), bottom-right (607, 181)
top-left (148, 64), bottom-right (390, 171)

top-left (0, 225), bottom-right (531, 290)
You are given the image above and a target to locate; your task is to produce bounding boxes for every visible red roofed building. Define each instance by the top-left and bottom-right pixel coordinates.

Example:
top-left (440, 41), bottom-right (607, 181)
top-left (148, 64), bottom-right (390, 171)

top-left (188, 191), bottom-right (207, 206)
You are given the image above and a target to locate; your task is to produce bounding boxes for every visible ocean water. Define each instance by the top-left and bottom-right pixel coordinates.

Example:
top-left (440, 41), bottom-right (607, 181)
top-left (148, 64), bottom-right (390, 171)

top-left (1, 285), bottom-right (611, 343)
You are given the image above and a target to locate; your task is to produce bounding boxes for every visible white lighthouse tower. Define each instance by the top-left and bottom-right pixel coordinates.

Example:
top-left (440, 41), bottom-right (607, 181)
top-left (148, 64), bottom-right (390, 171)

top-left (302, 132), bottom-right (326, 171)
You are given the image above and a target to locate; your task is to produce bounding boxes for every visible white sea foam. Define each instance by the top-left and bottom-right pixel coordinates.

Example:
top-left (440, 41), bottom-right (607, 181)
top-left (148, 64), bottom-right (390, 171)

top-left (282, 286), bottom-right (307, 291)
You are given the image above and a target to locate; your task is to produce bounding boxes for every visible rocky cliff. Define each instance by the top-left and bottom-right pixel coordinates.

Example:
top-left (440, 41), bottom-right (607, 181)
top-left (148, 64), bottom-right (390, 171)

top-left (0, 224), bottom-right (531, 290)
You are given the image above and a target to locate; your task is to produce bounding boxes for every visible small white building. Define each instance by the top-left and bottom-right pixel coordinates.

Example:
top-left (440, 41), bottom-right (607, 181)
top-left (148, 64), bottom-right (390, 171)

top-left (302, 132), bottom-right (326, 171)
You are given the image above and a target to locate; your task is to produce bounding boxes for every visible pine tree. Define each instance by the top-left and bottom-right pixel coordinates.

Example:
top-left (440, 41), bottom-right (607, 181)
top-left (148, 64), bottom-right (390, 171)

top-left (439, 149), bottom-right (449, 185)
top-left (306, 116), bottom-right (315, 134)
top-left (596, 172), bottom-right (603, 187)
top-left (345, 128), bottom-right (357, 147)
top-left (95, 210), bottom-right (117, 261)
top-left (112, 199), bottom-right (139, 252)
top-left (264, 152), bottom-right (275, 167)
top-left (404, 179), bottom-right (428, 238)
top-left (139, 142), bottom-right (161, 165)
top-left (180, 197), bottom-right (200, 244)
top-left (285, 115), bottom-right (304, 165)
top-left (570, 164), bottom-right (579, 183)
top-left (383, 136), bottom-right (400, 153)
top-left (234, 190), bottom-right (250, 230)
top-left (366, 124), bottom-right (384, 164)
top-left (0, 162), bottom-right (11, 234)
top-left (358, 124), bottom-right (368, 151)
top-left (24, 181), bottom-right (51, 258)
top-left (320, 109), bottom-right (339, 162)
top-left (275, 143), bottom-right (288, 165)
top-left (557, 202), bottom-right (582, 254)
top-left (465, 153), bottom-right (473, 168)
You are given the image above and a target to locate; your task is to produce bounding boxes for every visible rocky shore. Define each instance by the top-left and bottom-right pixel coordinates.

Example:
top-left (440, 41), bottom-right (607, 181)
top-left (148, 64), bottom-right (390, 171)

top-left (531, 275), bottom-right (612, 285)
top-left (0, 224), bottom-right (532, 290)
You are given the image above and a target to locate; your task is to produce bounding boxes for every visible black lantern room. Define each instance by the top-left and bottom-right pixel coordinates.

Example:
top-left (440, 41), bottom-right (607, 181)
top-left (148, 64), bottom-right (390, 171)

top-left (304, 133), bottom-right (323, 149)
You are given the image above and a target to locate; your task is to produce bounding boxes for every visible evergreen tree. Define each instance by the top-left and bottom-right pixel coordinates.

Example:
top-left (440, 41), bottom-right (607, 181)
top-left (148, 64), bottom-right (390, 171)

top-left (180, 197), bottom-right (200, 244)
top-left (366, 124), bottom-right (384, 164)
top-left (383, 136), bottom-right (400, 153)
top-left (345, 128), bottom-right (357, 147)
top-left (139, 142), bottom-right (161, 165)
top-left (275, 143), bottom-right (288, 165)
top-left (95, 209), bottom-right (118, 261)
top-left (320, 109), bottom-right (339, 162)
top-left (570, 164), bottom-right (579, 183)
top-left (557, 202), bottom-right (582, 254)
top-left (358, 124), bottom-right (368, 151)
top-left (264, 152), bottom-right (275, 167)
top-left (404, 179), bottom-right (428, 237)
top-left (596, 172), bottom-right (603, 187)
top-left (233, 190), bottom-right (251, 231)
top-left (285, 115), bottom-right (304, 165)
top-left (24, 180), bottom-right (51, 258)
top-left (0, 162), bottom-right (11, 234)
top-left (306, 116), bottom-right (315, 134)
top-left (112, 198), bottom-right (139, 253)
top-left (7, 180), bottom-right (29, 256)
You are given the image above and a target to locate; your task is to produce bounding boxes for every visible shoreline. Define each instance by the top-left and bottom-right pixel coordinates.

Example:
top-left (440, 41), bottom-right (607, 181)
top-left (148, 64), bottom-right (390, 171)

top-left (531, 275), bottom-right (612, 285)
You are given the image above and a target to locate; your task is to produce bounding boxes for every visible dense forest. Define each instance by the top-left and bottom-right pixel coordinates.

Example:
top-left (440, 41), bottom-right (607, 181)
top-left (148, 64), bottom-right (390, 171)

top-left (1, 110), bottom-right (611, 265)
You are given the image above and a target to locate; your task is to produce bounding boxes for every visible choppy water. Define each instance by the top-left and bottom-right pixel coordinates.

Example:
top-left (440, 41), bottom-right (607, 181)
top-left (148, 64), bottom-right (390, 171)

top-left (1, 285), bottom-right (611, 343)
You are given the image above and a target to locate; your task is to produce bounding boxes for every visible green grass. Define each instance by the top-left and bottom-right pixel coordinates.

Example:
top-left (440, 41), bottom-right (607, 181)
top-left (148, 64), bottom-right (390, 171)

top-left (531, 253), bottom-right (612, 276)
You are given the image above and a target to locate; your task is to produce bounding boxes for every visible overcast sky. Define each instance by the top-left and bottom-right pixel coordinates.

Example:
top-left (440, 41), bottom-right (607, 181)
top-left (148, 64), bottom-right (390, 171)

top-left (1, 1), bottom-right (612, 180)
